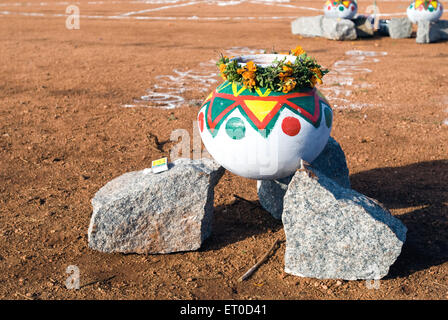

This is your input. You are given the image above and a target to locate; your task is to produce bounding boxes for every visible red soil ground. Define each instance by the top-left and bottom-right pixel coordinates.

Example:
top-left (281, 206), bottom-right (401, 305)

top-left (0, 0), bottom-right (447, 300)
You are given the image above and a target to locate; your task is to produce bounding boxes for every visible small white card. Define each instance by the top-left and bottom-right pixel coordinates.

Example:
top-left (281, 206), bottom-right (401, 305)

top-left (151, 157), bottom-right (168, 174)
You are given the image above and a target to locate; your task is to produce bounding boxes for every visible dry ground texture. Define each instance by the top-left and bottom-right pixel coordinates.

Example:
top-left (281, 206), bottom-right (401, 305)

top-left (0, 0), bottom-right (447, 300)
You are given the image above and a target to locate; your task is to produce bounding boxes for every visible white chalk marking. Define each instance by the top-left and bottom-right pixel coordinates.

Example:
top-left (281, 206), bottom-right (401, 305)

top-left (120, 1), bottom-right (200, 16)
top-left (0, 0), bottom-right (408, 21)
top-left (125, 47), bottom-right (262, 109)
top-left (0, 9), bottom-right (298, 20)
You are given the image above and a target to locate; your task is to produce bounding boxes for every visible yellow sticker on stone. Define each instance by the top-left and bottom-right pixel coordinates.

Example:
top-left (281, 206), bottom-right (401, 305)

top-left (152, 157), bottom-right (168, 173)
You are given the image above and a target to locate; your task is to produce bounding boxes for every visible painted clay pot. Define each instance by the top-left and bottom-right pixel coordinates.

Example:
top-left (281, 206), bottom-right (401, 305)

top-left (197, 54), bottom-right (333, 180)
top-left (407, 0), bottom-right (443, 23)
top-left (324, 0), bottom-right (358, 19)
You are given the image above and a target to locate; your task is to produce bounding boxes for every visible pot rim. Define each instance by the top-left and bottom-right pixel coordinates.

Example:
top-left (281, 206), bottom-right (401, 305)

top-left (231, 54), bottom-right (297, 68)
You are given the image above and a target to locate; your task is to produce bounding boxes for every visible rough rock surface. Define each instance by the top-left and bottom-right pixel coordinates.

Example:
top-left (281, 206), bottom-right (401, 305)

top-left (322, 18), bottom-right (357, 41)
top-left (309, 137), bottom-right (351, 189)
top-left (282, 168), bottom-right (407, 280)
top-left (291, 15), bottom-right (324, 38)
top-left (388, 17), bottom-right (413, 39)
top-left (88, 158), bottom-right (225, 254)
top-left (417, 20), bottom-right (448, 43)
top-left (291, 15), bottom-right (357, 41)
top-left (257, 175), bottom-right (292, 220)
top-left (353, 16), bottom-right (374, 38)
top-left (377, 19), bottom-right (391, 36)
top-left (257, 137), bottom-right (350, 220)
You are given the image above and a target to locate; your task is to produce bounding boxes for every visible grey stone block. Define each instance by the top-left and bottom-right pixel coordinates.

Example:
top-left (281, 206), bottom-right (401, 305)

top-left (388, 17), bottom-right (413, 39)
top-left (291, 15), bottom-right (324, 38)
top-left (291, 15), bottom-right (357, 41)
top-left (257, 137), bottom-right (350, 220)
top-left (283, 168), bottom-right (407, 280)
top-left (88, 158), bottom-right (225, 254)
top-left (417, 20), bottom-right (448, 43)
top-left (322, 17), bottom-right (357, 41)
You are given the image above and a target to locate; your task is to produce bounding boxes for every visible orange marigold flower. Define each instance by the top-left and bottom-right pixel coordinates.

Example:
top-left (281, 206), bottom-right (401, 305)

top-left (282, 77), bottom-right (296, 93)
top-left (238, 61), bottom-right (257, 81)
top-left (242, 71), bottom-right (256, 80)
top-left (311, 67), bottom-right (323, 79)
top-left (310, 75), bottom-right (322, 88)
top-left (280, 65), bottom-right (293, 79)
top-left (219, 64), bottom-right (227, 80)
top-left (245, 61), bottom-right (257, 72)
top-left (219, 64), bottom-right (227, 73)
top-left (243, 78), bottom-right (256, 88)
top-left (283, 65), bottom-right (293, 74)
top-left (291, 46), bottom-right (306, 56)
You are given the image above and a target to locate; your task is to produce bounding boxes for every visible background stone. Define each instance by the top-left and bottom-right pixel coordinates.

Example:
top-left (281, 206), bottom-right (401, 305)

top-left (388, 17), bottom-right (413, 39)
top-left (353, 16), bottom-right (374, 38)
top-left (291, 16), bottom-right (357, 41)
top-left (322, 18), bottom-right (357, 41)
top-left (282, 169), bottom-right (407, 280)
top-left (291, 15), bottom-right (324, 38)
top-left (417, 20), bottom-right (448, 43)
top-left (88, 158), bottom-right (225, 254)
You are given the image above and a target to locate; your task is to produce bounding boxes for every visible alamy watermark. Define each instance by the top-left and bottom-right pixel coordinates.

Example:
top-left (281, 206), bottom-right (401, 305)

top-left (365, 264), bottom-right (381, 290)
top-left (169, 121), bottom-right (282, 178)
top-left (65, 265), bottom-right (80, 290)
top-left (365, 4), bottom-right (381, 30)
top-left (65, 5), bottom-right (80, 30)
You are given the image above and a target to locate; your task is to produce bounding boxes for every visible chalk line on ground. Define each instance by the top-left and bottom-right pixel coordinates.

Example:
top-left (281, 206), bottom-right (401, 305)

top-left (321, 50), bottom-right (388, 110)
top-left (124, 47), bottom-right (262, 109)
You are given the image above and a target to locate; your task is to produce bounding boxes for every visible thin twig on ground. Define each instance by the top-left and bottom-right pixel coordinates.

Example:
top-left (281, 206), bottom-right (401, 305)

top-left (15, 292), bottom-right (34, 300)
top-left (238, 238), bottom-right (284, 282)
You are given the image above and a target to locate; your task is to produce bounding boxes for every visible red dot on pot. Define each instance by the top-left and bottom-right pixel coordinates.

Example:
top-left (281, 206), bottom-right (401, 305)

top-left (198, 112), bottom-right (204, 132)
top-left (282, 117), bottom-right (301, 136)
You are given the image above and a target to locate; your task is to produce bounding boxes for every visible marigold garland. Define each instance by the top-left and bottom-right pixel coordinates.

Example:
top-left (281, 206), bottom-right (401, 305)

top-left (217, 46), bottom-right (329, 93)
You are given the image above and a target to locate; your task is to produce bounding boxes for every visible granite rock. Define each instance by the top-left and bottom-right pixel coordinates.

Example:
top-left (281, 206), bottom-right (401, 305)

top-left (291, 15), bottom-right (324, 38)
top-left (322, 17), bottom-right (357, 41)
top-left (309, 137), bottom-right (351, 189)
top-left (88, 158), bottom-right (225, 254)
top-left (388, 17), bottom-right (413, 39)
top-left (417, 20), bottom-right (448, 43)
top-left (257, 137), bottom-right (350, 220)
top-left (291, 15), bottom-right (357, 41)
top-left (257, 175), bottom-right (292, 220)
top-left (282, 168), bottom-right (407, 280)
top-left (353, 16), bottom-right (374, 38)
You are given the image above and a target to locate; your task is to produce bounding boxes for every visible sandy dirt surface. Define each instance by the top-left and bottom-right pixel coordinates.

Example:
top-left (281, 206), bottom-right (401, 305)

top-left (0, 0), bottom-right (447, 300)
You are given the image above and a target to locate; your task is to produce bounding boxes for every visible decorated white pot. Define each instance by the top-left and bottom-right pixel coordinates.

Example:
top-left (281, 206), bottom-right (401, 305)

top-left (324, 0), bottom-right (358, 19)
top-left (407, 1), bottom-right (443, 23)
top-left (197, 54), bottom-right (333, 180)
